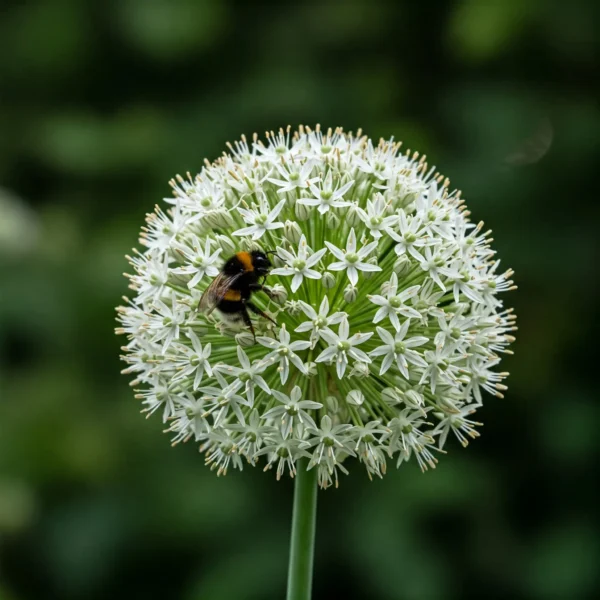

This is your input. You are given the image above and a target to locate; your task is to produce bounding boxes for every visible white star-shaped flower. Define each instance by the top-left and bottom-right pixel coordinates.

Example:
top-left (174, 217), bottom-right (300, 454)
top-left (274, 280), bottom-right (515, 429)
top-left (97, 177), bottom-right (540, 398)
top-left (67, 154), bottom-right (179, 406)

top-left (295, 296), bottom-right (346, 348)
top-left (267, 160), bottom-right (318, 194)
top-left (171, 236), bottom-right (222, 289)
top-left (369, 322), bottom-right (428, 378)
top-left (171, 329), bottom-right (212, 390)
top-left (388, 210), bottom-right (435, 261)
top-left (297, 170), bottom-right (354, 214)
top-left (198, 370), bottom-right (248, 427)
top-left (271, 235), bottom-right (327, 292)
top-left (315, 316), bottom-right (373, 378)
top-left (234, 197), bottom-right (286, 240)
top-left (214, 346), bottom-right (271, 405)
top-left (419, 345), bottom-right (464, 394)
top-left (262, 385), bottom-right (323, 438)
top-left (148, 293), bottom-right (187, 352)
top-left (325, 228), bottom-right (381, 286)
top-left (355, 194), bottom-right (398, 239)
top-left (368, 273), bottom-right (421, 330)
top-left (415, 245), bottom-right (454, 292)
top-left (432, 405), bottom-right (482, 449)
top-left (257, 324), bottom-right (311, 384)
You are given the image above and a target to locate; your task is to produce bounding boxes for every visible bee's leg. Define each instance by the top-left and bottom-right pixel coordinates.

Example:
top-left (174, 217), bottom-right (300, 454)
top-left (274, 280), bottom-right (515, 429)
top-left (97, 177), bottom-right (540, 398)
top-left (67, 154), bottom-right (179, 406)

top-left (240, 304), bottom-right (256, 340)
top-left (249, 284), bottom-right (276, 299)
top-left (247, 301), bottom-right (277, 325)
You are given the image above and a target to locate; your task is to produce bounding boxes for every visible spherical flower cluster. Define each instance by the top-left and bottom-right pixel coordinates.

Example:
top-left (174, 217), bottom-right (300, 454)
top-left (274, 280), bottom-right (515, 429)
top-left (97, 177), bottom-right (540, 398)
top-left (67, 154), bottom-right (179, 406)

top-left (116, 125), bottom-right (516, 488)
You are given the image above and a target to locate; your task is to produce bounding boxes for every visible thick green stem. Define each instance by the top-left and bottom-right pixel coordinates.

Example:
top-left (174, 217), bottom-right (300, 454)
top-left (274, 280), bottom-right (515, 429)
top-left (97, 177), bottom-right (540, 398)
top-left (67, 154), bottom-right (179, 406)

top-left (286, 458), bottom-right (318, 600)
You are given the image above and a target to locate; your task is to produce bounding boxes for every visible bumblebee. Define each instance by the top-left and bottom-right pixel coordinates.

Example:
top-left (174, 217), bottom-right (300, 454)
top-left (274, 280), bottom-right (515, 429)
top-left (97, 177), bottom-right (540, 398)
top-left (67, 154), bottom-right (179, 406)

top-left (198, 250), bottom-right (277, 338)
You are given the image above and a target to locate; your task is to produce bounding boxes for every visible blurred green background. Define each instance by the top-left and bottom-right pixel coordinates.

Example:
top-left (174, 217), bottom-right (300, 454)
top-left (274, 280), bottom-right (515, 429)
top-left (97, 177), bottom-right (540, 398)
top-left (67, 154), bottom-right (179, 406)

top-left (1, 0), bottom-right (598, 599)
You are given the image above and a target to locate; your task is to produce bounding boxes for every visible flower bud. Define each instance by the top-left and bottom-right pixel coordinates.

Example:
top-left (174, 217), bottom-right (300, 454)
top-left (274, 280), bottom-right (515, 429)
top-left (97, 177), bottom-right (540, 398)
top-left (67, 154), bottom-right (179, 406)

top-left (283, 220), bottom-right (303, 245)
top-left (321, 272), bottom-right (336, 289)
top-left (235, 332), bottom-right (255, 347)
top-left (305, 361), bottom-right (318, 377)
top-left (439, 396), bottom-right (460, 413)
top-left (326, 212), bottom-right (340, 230)
top-left (346, 389), bottom-right (365, 406)
top-left (404, 389), bottom-right (424, 408)
top-left (345, 204), bottom-right (362, 227)
top-left (352, 181), bottom-right (370, 203)
top-left (349, 361), bottom-right (370, 378)
top-left (393, 255), bottom-right (411, 276)
top-left (268, 284), bottom-right (288, 305)
top-left (215, 234), bottom-right (236, 256)
top-left (325, 395), bottom-right (339, 413)
top-left (343, 284), bottom-right (358, 303)
top-left (294, 201), bottom-right (311, 221)
top-left (382, 387), bottom-right (402, 405)
top-left (362, 256), bottom-right (379, 280)
top-left (204, 210), bottom-right (234, 229)
top-left (285, 300), bottom-right (304, 315)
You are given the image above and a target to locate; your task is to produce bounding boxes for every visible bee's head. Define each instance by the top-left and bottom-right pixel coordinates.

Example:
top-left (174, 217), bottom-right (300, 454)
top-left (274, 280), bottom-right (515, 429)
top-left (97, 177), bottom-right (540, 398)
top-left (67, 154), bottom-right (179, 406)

top-left (251, 250), bottom-right (273, 275)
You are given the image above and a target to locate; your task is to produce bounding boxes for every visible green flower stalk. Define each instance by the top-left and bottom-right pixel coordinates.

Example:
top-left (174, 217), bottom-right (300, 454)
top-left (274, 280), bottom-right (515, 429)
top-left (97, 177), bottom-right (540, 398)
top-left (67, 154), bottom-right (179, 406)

top-left (116, 124), bottom-right (516, 488)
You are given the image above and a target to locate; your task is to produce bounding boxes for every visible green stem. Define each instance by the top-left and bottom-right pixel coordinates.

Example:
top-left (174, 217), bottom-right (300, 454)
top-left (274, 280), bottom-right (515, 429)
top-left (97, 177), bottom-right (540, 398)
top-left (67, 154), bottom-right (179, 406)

top-left (286, 458), bottom-right (318, 600)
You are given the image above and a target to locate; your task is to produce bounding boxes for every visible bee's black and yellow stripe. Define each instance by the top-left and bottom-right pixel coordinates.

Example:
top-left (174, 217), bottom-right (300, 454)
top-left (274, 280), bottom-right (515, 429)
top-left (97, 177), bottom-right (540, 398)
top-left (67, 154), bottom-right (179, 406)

top-left (222, 289), bottom-right (242, 301)
top-left (210, 250), bottom-right (273, 334)
top-left (217, 251), bottom-right (257, 315)
top-left (235, 251), bottom-right (254, 272)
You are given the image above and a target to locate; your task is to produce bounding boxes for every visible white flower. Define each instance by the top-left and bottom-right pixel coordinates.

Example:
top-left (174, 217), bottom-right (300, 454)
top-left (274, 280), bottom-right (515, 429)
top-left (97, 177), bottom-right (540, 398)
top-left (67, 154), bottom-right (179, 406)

top-left (297, 170), bottom-right (354, 214)
top-left (294, 296), bottom-right (346, 348)
top-left (171, 329), bottom-right (212, 390)
top-left (141, 203), bottom-right (188, 254)
top-left (271, 235), bottom-right (326, 292)
top-left (118, 125), bottom-right (516, 487)
top-left (438, 259), bottom-right (485, 304)
top-left (171, 236), bottom-right (222, 289)
top-left (254, 128), bottom-right (295, 162)
top-left (267, 160), bottom-right (318, 194)
top-left (355, 194), bottom-right (398, 239)
top-left (257, 324), bottom-right (311, 384)
top-left (214, 346), bottom-right (270, 405)
top-left (434, 308), bottom-right (474, 350)
top-left (368, 273), bottom-right (421, 330)
top-left (228, 409), bottom-right (273, 463)
top-left (199, 371), bottom-right (249, 427)
top-left (315, 316), bottom-right (373, 378)
top-left (148, 293), bottom-right (187, 352)
top-left (415, 182), bottom-right (453, 241)
top-left (256, 432), bottom-right (312, 480)
top-left (415, 245), bottom-right (453, 291)
top-left (419, 345), bottom-right (465, 394)
top-left (384, 408), bottom-right (437, 471)
top-left (128, 251), bottom-right (170, 304)
top-left (234, 197), bottom-right (286, 240)
top-left (325, 228), bottom-right (381, 286)
top-left (370, 323), bottom-right (428, 377)
top-left (306, 415), bottom-right (356, 488)
top-left (263, 386), bottom-right (323, 438)
top-left (135, 377), bottom-right (181, 422)
top-left (354, 138), bottom-right (399, 181)
top-left (388, 210), bottom-right (435, 261)
top-left (433, 405), bottom-right (482, 449)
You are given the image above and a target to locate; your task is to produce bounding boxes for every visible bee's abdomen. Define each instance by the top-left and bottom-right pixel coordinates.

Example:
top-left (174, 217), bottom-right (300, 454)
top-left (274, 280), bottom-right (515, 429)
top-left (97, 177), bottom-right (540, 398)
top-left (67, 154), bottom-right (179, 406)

top-left (217, 299), bottom-right (243, 314)
top-left (222, 289), bottom-right (242, 301)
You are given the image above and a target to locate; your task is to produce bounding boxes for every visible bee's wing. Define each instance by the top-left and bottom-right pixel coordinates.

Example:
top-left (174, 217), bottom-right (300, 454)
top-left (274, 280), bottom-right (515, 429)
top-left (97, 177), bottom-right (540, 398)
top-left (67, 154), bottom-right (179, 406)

top-left (198, 272), bottom-right (243, 315)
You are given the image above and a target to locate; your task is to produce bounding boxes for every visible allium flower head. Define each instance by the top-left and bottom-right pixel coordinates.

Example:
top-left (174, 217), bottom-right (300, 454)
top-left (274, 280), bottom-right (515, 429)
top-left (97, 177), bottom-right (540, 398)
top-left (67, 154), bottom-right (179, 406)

top-left (116, 125), bottom-right (516, 488)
